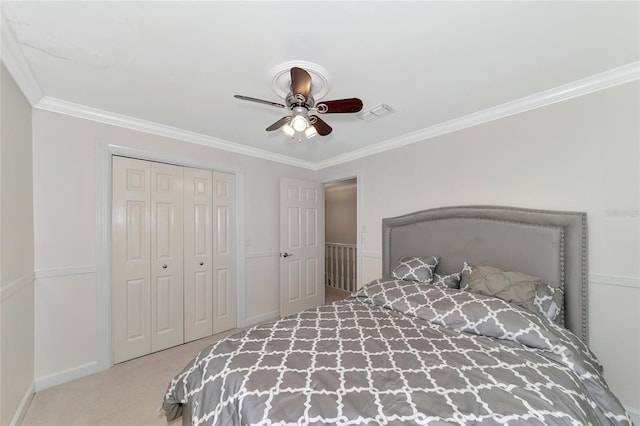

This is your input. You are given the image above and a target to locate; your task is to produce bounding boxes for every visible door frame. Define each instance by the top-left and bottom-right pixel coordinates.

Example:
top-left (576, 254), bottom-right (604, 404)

top-left (95, 142), bottom-right (246, 371)
top-left (321, 170), bottom-right (363, 290)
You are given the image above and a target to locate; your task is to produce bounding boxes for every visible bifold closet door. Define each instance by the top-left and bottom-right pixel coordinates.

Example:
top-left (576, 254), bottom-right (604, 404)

top-left (150, 161), bottom-right (184, 353)
top-left (183, 167), bottom-right (213, 342)
top-left (112, 157), bottom-right (152, 363)
top-left (113, 157), bottom-right (185, 363)
top-left (113, 157), bottom-right (237, 363)
top-left (212, 172), bottom-right (237, 334)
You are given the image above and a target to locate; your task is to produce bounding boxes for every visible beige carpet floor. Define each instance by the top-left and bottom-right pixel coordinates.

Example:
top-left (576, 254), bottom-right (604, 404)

top-left (22, 328), bottom-right (239, 426)
top-left (22, 287), bottom-right (350, 426)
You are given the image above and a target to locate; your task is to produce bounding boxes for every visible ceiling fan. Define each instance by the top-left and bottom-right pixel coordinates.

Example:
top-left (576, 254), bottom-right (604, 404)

top-left (234, 67), bottom-right (363, 139)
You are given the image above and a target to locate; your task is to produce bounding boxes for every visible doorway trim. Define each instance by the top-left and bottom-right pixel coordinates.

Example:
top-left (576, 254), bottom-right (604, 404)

top-left (321, 169), bottom-right (363, 289)
top-left (95, 142), bottom-right (246, 371)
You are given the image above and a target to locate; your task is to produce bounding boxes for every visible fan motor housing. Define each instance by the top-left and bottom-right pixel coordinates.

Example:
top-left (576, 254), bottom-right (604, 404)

top-left (286, 93), bottom-right (314, 109)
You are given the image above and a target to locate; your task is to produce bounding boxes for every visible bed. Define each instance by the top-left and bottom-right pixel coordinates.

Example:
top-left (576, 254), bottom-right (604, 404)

top-left (162, 205), bottom-right (631, 425)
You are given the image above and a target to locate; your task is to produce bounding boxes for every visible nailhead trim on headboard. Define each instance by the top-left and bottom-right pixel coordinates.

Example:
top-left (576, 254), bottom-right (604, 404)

top-left (580, 214), bottom-right (589, 343)
top-left (559, 229), bottom-right (566, 326)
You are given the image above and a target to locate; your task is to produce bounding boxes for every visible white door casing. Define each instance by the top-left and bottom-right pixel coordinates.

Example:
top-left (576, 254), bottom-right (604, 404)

top-left (279, 178), bottom-right (325, 318)
top-left (183, 167), bottom-right (213, 342)
top-left (112, 157), bottom-right (152, 363)
top-left (212, 172), bottom-right (237, 333)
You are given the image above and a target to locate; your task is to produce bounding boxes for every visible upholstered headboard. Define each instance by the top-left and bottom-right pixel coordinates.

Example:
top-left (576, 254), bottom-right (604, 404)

top-left (382, 206), bottom-right (588, 342)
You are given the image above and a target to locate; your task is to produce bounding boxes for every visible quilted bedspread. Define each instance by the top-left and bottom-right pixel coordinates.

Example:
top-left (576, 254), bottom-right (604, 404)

top-left (163, 279), bottom-right (630, 425)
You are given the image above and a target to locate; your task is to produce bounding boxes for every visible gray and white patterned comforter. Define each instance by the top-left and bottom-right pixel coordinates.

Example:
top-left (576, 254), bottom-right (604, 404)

top-left (163, 279), bottom-right (631, 425)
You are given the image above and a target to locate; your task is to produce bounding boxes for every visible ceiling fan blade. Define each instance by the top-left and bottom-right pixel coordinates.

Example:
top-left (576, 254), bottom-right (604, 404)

top-left (290, 67), bottom-right (311, 102)
top-left (266, 116), bottom-right (291, 131)
top-left (310, 115), bottom-right (332, 136)
top-left (316, 98), bottom-right (363, 114)
top-left (234, 95), bottom-right (286, 109)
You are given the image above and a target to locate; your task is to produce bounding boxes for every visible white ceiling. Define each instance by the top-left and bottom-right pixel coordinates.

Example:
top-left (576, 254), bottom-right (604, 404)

top-left (2, 1), bottom-right (638, 168)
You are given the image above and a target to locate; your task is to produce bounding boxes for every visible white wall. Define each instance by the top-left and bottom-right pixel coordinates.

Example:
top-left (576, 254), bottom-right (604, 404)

top-left (1, 61), bottom-right (35, 425)
top-left (319, 81), bottom-right (640, 415)
top-left (31, 110), bottom-right (314, 388)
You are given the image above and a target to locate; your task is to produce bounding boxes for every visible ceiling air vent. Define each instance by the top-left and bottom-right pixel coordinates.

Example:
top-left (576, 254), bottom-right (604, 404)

top-left (359, 104), bottom-right (395, 122)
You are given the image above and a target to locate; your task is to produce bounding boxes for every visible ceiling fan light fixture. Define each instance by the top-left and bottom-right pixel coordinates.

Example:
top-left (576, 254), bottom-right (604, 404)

top-left (291, 114), bottom-right (309, 132)
top-left (304, 125), bottom-right (318, 139)
top-left (281, 123), bottom-right (295, 138)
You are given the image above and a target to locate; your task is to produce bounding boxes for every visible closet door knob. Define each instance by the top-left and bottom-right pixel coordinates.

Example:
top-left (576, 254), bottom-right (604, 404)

top-left (162, 264), bottom-right (167, 269)
top-left (199, 262), bottom-right (204, 266)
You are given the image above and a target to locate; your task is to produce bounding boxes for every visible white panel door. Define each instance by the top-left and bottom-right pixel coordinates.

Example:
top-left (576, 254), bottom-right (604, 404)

top-left (279, 178), bottom-right (324, 318)
top-left (212, 172), bottom-right (237, 334)
top-left (112, 156), bottom-right (152, 363)
top-left (150, 162), bottom-right (184, 352)
top-left (114, 158), bottom-right (237, 360)
top-left (183, 167), bottom-right (213, 342)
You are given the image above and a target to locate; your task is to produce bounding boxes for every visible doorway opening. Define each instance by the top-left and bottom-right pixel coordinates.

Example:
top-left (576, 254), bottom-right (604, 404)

top-left (324, 177), bottom-right (358, 303)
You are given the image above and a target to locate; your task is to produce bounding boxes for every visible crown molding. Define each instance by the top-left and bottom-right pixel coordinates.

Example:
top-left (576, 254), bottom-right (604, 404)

top-left (23, 59), bottom-right (640, 172)
top-left (315, 61), bottom-right (640, 170)
top-left (34, 96), bottom-right (316, 170)
top-left (0, 13), bottom-right (43, 106)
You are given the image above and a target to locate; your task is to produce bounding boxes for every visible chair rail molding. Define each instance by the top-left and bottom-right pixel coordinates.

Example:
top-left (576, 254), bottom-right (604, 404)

top-left (34, 266), bottom-right (96, 280)
top-left (589, 273), bottom-right (640, 289)
top-left (1, 271), bottom-right (35, 302)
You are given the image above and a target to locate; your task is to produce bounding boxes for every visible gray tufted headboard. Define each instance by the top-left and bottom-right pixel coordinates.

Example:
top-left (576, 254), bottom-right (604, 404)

top-left (382, 205), bottom-right (589, 342)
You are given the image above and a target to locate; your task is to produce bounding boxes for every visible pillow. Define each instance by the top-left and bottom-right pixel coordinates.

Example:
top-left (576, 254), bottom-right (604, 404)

top-left (431, 272), bottom-right (461, 289)
top-left (534, 284), bottom-right (563, 322)
top-left (459, 261), bottom-right (473, 291)
top-left (392, 256), bottom-right (439, 283)
top-left (466, 264), bottom-right (539, 312)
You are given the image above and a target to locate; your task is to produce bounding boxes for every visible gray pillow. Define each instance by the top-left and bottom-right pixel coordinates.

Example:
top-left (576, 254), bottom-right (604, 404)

top-left (466, 264), bottom-right (539, 312)
top-left (431, 272), bottom-right (461, 289)
top-left (534, 284), bottom-right (563, 322)
top-left (392, 256), bottom-right (439, 283)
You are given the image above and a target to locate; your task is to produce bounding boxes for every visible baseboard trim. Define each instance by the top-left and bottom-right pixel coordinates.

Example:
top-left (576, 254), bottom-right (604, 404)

top-left (10, 380), bottom-right (35, 426)
top-left (243, 310), bottom-right (280, 328)
top-left (35, 361), bottom-right (102, 392)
